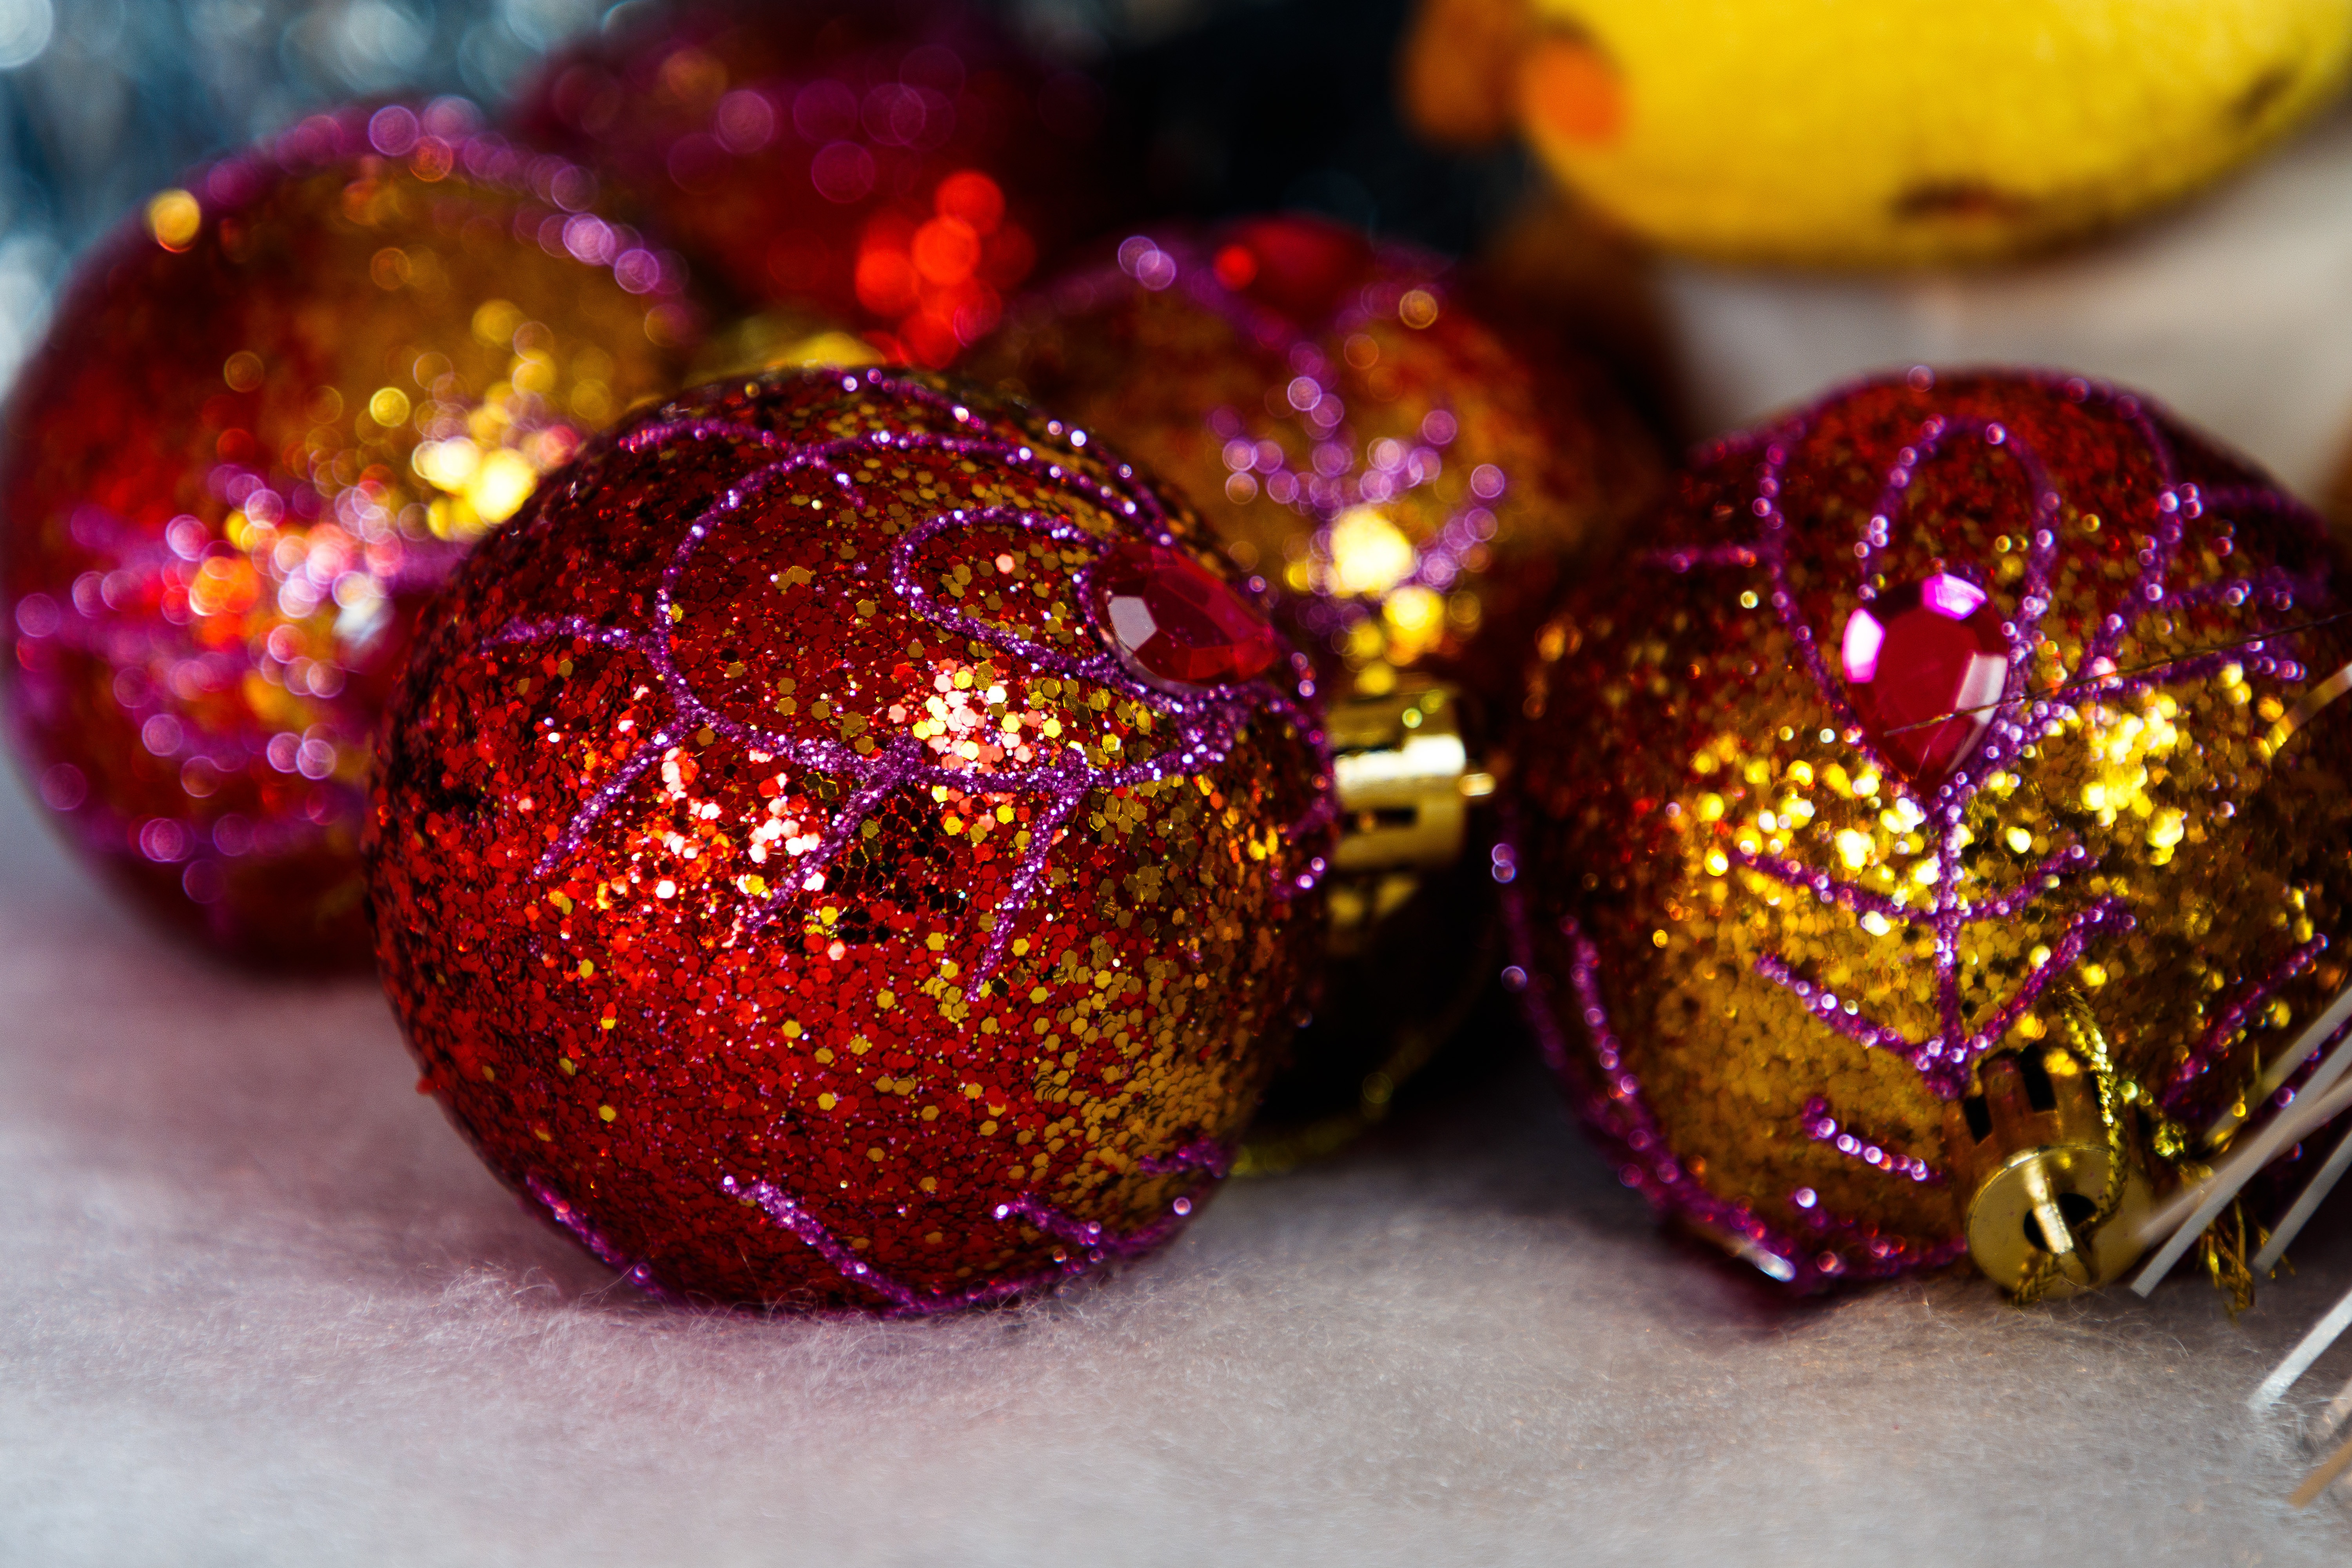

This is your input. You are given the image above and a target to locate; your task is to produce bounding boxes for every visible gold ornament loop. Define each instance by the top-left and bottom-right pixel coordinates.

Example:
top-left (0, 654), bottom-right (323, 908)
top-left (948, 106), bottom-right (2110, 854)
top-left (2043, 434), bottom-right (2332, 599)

top-left (2013, 993), bottom-right (2138, 1304)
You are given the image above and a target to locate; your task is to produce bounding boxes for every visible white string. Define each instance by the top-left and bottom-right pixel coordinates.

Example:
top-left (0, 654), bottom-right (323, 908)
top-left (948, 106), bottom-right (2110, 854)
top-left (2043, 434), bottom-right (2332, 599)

top-left (2207, 983), bottom-right (2352, 1145)
top-left (2249, 1281), bottom-right (2352, 1411)
top-left (2252, 1118), bottom-right (2352, 1277)
top-left (2132, 1070), bottom-right (2352, 1297)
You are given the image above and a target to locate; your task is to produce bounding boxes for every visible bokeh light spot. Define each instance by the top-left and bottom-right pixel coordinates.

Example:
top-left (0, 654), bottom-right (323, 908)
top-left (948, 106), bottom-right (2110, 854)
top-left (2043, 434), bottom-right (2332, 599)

top-left (146, 189), bottom-right (200, 252)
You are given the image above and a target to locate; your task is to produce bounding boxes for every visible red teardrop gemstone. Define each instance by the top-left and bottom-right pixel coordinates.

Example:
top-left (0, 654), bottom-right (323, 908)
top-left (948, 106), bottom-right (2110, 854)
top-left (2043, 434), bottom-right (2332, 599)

top-left (1840, 574), bottom-right (2009, 782)
top-left (1090, 540), bottom-right (1281, 689)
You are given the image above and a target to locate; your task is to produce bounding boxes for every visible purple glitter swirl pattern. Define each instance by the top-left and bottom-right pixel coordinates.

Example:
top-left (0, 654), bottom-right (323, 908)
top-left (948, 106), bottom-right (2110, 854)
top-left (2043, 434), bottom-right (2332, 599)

top-left (488, 371), bottom-right (1331, 989)
top-left (1801, 1097), bottom-right (1944, 1185)
top-left (1639, 377), bottom-right (2328, 1100)
top-left (1521, 371), bottom-right (2338, 1287)
top-left (529, 1143), bottom-right (1230, 1317)
top-left (715, 1136), bottom-right (1228, 1318)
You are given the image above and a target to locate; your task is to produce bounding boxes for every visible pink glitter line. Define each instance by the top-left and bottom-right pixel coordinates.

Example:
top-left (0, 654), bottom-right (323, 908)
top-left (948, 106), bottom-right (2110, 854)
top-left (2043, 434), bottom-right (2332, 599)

top-left (523, 1174), bottom-right (671, 1298)
top-left (486, 369), bottom-right (1334, 986)
top-left (1729, 846), bottom-right (1913, 921)
top-left (1800, 1097), bottom-right (1944, 1185)
top-left (1727, 839), bottom-right (2089, 927)
top-left (1850, 416), bottom-right (2062, 633)
top-left (1751, 952), bottom-right (1920, 1058)
top-left (2160, 936), bottom-right (2332, 1111)
top-left (719, 1137), bottom-right (1224, 1316)
top-left (1960, 844), bottom-right (2094, 922)
top-left (1752, 897), bottom-right (2132, 1096)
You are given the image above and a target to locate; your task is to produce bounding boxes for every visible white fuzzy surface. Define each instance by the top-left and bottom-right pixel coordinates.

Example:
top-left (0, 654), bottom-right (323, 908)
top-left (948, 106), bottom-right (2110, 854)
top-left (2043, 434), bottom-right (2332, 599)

top-left (14, 104), bottom-right (2352, 1568)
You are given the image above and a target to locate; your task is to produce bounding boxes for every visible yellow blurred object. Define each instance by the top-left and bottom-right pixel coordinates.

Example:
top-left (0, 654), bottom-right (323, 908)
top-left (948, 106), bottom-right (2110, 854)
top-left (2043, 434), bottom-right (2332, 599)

top-left (1402, 0), bottom-right (2352, 266)
top-left (690, 307), bottom-right (884, 383)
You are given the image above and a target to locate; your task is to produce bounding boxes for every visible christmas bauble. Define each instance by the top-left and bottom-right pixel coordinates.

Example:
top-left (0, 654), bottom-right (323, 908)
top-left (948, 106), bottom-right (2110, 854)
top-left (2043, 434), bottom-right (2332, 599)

top-left (368, 367), bottom-right (1332, 1310)
top-left (1400, 0), bottom-right (2352, 267)
top-left (510, 0), bottom-right (1116, 368)
top-left (0, 102), bottom-right (701, 967)
top-left (970, 214), bottom-right (1662, 709)
top-left (969, 214), bottom-right (1662, 1165)
top-left (1509, 368), bottom-right (2352, 1292)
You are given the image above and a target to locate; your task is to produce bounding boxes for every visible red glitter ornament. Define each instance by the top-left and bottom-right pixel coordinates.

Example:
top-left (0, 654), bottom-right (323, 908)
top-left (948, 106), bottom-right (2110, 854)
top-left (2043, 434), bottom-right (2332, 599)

top-left (1508, 368), bottom-right (2352, 1292)
top-left (368, 367), bottom-right (1332, 1311)
top-left (510, 0), bottom-right (1118, 368)
top-left (0, 101), bottom-right (701, 966)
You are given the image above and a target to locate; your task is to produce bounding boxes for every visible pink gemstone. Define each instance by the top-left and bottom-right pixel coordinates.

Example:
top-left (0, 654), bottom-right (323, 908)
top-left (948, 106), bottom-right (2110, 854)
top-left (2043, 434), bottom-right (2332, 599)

top-left (1090, 540), bottom-right (1281, 689)
top-left (1840, 573), bottom-right (2007, 781)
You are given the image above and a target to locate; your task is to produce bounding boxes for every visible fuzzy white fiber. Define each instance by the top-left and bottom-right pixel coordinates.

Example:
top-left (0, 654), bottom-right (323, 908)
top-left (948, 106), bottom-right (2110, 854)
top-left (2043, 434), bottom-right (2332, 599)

top-left (15, 103), bottom-right (2352, 1568)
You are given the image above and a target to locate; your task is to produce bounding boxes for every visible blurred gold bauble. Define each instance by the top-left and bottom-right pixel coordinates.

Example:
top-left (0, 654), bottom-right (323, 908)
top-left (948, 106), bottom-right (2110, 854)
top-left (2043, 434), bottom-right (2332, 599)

top-left (969, 214), bottom-right (1664, 717)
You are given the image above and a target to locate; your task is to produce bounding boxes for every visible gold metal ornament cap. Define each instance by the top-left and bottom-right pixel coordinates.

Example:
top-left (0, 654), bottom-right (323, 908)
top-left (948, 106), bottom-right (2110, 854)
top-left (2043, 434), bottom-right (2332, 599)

top-left (1238, 677), bottom-right (1505, 1174)
top-left (1946, 1039), bottom-right (2154, 1299)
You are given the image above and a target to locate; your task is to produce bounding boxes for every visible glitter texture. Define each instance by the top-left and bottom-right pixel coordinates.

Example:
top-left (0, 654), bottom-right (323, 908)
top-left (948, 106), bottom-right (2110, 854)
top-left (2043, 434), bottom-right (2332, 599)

top-left (969, 214), bottom-right (1662, 1154)
top-left (1510, 369), bottom-right (2352, 1289)
top-left (970, 213), bottom-right (1663, 710)
top-left (0, 100), bottom-right (700, 967)
top-left (369, 367), bottom-right (1331, 1311)
top-left (512, 0), bottom-right (1118, 368)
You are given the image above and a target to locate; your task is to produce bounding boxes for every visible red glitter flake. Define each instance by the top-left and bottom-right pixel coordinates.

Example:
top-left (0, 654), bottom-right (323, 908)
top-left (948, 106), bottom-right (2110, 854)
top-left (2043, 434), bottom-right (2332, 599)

top-left (370, 367), bottom-right (1333, 1312)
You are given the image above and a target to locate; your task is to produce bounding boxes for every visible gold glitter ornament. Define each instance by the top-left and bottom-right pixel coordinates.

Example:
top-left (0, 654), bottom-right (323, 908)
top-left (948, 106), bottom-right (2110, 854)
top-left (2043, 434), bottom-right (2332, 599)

top-left (0, 102), bottom-right (703, 966)
top-left (1508, 369), bottom-right (2352, 1293)
top-left (972, 215), bottom-right (1665, 1168)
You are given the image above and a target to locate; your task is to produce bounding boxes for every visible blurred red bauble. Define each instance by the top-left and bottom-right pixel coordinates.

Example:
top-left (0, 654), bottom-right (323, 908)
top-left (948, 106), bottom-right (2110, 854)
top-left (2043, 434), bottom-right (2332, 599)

top-left (511, 0), bottom-right (1119, 368)
top-left (368, 367), bottom-right (1332, 1310)
top-left (1, 101), bottom-right (702, 967)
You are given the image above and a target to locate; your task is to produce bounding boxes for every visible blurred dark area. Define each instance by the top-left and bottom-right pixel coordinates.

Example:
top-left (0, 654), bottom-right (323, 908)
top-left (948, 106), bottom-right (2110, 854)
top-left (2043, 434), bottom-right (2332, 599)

top-left (1091, 0), bottom-right (1532, 253)
top-left (0, 0), bottom-right (1534, 388)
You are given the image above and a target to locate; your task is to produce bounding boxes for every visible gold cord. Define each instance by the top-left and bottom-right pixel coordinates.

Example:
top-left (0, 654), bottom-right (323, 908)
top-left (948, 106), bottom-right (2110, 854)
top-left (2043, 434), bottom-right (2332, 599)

top-left (2014, 991), bottom-right (2134, 1306)
top-left (2199, 1202), bottom-right (2262, 1318)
